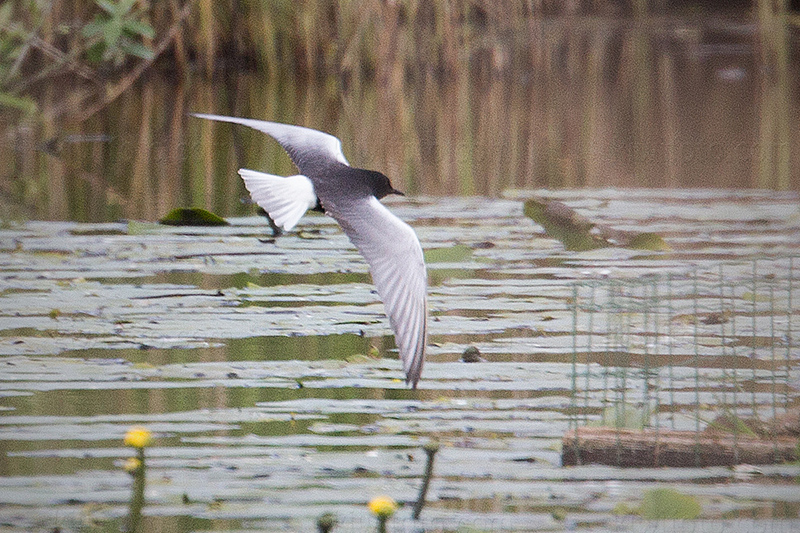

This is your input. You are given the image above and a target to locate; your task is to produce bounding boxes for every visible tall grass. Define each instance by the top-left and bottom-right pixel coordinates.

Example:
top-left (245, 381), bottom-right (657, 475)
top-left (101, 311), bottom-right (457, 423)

top-left (3, 1), bottom-right (720, 83)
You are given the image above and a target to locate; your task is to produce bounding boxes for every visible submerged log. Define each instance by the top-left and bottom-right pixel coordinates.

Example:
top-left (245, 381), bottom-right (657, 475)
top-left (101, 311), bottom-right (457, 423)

top-left (562, 427), bottom-right (798, 468)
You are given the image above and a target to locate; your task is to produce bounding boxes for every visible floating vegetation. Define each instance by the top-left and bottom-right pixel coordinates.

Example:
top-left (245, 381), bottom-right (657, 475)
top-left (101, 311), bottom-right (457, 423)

top-left (524, 198), bottom-right (605, 251)
top-left (1, 192), bottom-right (799, 531)
top-left (424, 244), bottom-right (474, 263)
top-left (159, 207), bottom-right (230, 226)
top-left (316, 512), bottom-right (338, 533)
top-left (523, 197), bottom-right (669, 252)
top-left (638, 488), bottom-right (702, 520)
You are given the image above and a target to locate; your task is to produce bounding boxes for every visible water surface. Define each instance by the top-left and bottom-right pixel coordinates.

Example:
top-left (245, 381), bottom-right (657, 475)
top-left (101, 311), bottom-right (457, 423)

top-left (1, 190), bottom-right (799, 532)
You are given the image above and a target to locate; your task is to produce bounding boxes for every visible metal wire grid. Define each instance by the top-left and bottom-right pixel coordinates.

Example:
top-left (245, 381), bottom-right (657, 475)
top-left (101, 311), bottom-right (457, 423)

top-left (568, 257), bottom-right (798, 464)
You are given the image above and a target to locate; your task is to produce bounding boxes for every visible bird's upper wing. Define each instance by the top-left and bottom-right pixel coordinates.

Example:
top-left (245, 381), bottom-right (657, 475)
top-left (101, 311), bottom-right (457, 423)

top-left (334, 197), bottom-right (428, 387)
top-left (192, 114), bottom-right (349, 170)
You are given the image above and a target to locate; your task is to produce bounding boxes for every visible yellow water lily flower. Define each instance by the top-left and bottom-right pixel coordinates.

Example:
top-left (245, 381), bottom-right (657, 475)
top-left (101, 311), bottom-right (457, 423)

top-left (368, 495), bottom-right (398, 519)
top-left (123, 457), bottom-right (142, 474)
top-left (124, 426), bottom-right (153, 448)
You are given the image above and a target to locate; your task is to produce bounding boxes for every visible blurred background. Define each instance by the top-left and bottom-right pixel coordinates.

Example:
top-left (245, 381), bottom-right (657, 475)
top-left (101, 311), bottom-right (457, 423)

top-left (1, 0), bottom-right (798, 222)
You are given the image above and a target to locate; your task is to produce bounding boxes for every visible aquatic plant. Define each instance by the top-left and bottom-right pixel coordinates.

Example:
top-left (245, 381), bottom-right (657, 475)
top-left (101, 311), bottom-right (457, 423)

top-left (123, 426), bottom-right (152, 532)
top-left (316, 511), bottom-right (337, 532)
top-left (159, 207), bottom-right (230, 226)
top-left (412, 441), bottom-right (440, 520)
top-left (124, 426), bottom-right (153, 448)
top-left (368, 495), bottom-right (398, 533)
top-left (638, 488), bottom-right (701, 519)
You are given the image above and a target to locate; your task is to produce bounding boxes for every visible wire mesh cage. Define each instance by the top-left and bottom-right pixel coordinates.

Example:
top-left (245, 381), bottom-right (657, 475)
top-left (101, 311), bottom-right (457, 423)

top-left (563, 256), bottom-right (799, 467)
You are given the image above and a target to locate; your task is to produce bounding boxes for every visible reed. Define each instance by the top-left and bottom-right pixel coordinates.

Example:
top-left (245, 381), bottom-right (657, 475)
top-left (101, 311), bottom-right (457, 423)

top-left (756, 0), bottom-right (791, 190)
top-left (7, 1), bottom-right (706, 85)
top-left (2, 1), bottom-right (796, 223)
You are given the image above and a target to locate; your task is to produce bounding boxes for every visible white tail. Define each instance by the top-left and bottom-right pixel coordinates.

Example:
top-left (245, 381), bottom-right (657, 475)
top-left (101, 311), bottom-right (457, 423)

top-left (238, 169), bottom-right (317, 231)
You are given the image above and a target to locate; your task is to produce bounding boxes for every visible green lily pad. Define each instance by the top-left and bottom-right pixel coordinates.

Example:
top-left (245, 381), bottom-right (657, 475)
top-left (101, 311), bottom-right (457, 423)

top-left (741, 291), bottom-right (772, 303)
top-left (626, 231), bottom-right (670, 251)
top-left (127, 220), bottom-right (163, 235)
top-left (424, 244), bottom-right (473, 263)
top-left (159, 208), bottom-right (229, 226)
top-left (638, 488), bottom-right (701, 519)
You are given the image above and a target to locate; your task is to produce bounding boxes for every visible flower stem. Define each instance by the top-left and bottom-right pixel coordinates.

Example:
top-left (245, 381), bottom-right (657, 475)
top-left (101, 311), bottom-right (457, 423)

top-left (125, 448), bottom-right (146, 532)
top-left (412, 441), bottom-right (439, 520)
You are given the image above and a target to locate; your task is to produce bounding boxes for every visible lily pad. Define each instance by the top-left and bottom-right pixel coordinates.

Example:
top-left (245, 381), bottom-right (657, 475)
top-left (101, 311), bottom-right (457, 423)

top-left (625, 231), bottom-right (670, 251)
top-left (159, 208), bottom-right (230, 226)
top-left (638, 488), bottom-right (702, 519)
top-left (424, 244), bottom-right (473, 263)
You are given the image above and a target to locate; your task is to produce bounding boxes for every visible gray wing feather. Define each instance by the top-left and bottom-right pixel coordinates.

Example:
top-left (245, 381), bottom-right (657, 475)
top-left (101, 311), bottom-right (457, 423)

top-left (335, 197), bottom-right (427, 387)
top-left (191, 113), bottom-right (349, 170)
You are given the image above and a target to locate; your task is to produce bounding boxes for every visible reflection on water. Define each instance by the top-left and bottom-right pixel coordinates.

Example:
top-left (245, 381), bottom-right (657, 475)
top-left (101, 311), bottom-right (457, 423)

top-left (2, 10), bottom-right (797, 222)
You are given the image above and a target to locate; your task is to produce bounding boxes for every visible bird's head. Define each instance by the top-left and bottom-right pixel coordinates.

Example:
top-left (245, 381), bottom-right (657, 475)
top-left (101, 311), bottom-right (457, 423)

top-left (366, 170), bottom-right (404, 199)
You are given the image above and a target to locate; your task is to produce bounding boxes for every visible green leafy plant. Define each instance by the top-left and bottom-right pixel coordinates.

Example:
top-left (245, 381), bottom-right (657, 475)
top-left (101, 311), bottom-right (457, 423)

top-left (0, 3), bottom-right (37, 113)
top-left (82, 0), bottom-right (154, 67)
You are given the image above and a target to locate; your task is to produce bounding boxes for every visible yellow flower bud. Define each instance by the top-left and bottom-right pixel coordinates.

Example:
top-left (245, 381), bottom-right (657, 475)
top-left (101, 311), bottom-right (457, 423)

top-left (123, 457), bottom-right (142, 474)
top-left (124, 426), bottom-right (153, 448)
top-left (368, 496), bottom-right (398, 519)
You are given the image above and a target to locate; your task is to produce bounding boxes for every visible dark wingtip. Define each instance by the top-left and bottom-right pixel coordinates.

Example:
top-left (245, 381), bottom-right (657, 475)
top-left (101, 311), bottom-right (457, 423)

top-left (405, 359), bottom-right (423, 389)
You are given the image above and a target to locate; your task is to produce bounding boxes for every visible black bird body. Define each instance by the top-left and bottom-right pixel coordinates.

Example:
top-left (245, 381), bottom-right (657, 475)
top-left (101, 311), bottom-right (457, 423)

top-left (192, 113), bottom-right (428, 387)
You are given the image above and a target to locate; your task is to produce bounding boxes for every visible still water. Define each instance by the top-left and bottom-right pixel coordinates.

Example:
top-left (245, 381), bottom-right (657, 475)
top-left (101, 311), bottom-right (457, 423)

top-left (2, 11), bottom-right (798, 223)
top-left (1, 191), bottom-right (799, 532)
top-left (1, 9), bottom-right (800, 533)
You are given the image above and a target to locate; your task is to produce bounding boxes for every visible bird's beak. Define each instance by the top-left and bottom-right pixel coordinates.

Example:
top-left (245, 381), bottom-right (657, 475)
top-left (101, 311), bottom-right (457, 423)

top-left (390, 188), bottom-right (405, 196)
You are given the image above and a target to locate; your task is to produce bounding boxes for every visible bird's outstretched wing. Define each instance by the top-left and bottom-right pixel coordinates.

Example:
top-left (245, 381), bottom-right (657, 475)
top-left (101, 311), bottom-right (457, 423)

top-left (335, 197), bottom-right (428, 387)
top-left (192, 113), bottom-right (349, 170)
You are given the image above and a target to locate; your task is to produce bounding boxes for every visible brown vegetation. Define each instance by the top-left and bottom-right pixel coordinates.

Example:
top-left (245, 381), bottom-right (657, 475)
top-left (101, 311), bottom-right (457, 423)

top-left (1, 1), bottom-right (796, 221)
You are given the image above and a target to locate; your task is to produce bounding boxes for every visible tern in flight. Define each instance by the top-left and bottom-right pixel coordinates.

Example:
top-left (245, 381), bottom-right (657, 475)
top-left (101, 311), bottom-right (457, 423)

top-left (192, 114), bottom-right (428, 387)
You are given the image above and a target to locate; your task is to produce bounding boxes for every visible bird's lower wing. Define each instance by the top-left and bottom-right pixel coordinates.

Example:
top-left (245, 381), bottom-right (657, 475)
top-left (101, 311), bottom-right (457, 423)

top-left (238, 169), bottom-right (317, 231)
top-left (192, 113), bottom-right (349, 171)
top-left (334, 197), bottom-right (428, 387)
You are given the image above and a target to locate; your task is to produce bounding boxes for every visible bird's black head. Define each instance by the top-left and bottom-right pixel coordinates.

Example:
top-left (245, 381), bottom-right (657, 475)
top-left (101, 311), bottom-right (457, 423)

top-left (364, 169), bottom-right (404, 199)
